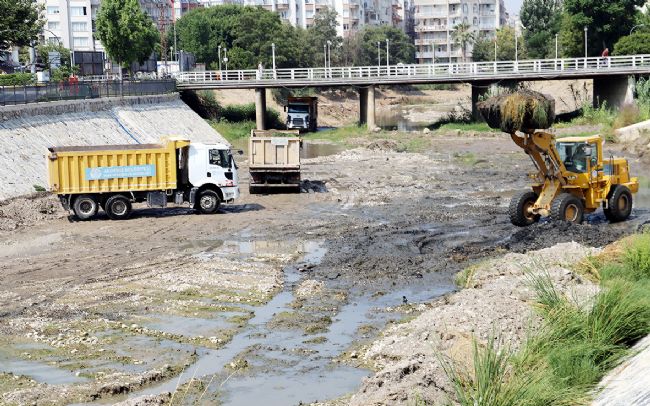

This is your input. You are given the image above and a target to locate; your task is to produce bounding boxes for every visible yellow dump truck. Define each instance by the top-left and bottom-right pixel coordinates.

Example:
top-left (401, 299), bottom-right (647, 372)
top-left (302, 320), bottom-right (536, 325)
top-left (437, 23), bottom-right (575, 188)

top-left (248, 130), bottom-right (301, 193)
top-left (47, 137), bottom-right (240, 220)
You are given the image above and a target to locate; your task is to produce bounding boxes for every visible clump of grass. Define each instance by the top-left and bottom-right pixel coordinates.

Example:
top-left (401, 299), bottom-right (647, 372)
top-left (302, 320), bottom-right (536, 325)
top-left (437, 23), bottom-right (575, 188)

top-left (438, 122), bottom-right (498, 133)
top-left (444, 233), bottom-right (650, 405)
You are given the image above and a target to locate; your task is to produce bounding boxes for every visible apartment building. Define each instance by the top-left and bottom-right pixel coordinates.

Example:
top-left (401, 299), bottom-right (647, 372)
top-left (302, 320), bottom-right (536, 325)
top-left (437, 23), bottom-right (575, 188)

top-left (40, 0), bottom-right (103, 52)
top-left (414, 0), bottom-right (506, 63)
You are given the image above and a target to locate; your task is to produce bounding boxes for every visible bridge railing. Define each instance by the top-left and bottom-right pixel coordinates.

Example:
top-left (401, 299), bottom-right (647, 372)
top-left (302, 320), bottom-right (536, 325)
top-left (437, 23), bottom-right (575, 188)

top-left (174, 54), bottom-right (650, 85)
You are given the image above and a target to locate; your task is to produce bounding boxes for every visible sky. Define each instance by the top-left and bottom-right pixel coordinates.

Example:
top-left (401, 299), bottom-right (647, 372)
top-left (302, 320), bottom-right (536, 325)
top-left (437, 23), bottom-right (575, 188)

top-left (505, 0), bottom-right (524, 15)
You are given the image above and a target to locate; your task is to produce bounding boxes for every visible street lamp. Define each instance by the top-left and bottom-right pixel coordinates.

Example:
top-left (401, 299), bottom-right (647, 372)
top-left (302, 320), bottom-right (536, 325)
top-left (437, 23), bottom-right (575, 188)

top-left (271, 42), bottom-right (276, 78)
top-left (377, 41), bottom-right (381, 68)
top-left (555, 33), bottom-right (559, 59)
top-left (327, 40), bottom-right (332, 69)
top-left (584, 26), bottom-right (588, 69)
top-left (218, 45), bottom-right (222, 71)
top-left (323, 44), bottom-right (327, 71)
top-left (223, 47), bottom-right (228, 71)
top-left (386, 38), bottom-right (390, 73)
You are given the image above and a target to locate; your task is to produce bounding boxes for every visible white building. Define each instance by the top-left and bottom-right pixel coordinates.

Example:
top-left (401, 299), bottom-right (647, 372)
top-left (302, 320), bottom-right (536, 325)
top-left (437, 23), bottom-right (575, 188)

top-left (413, 0), bottom-right (506, 63)
top-left (40, 0), bottom-right (103, 52)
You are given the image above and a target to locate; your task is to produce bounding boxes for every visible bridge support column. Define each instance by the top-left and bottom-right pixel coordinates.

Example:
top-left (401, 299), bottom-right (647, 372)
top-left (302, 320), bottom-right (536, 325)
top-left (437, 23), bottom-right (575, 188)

top-left (367, 85), bottom-right (376, 129)
top-left (471, 82), bottom-right (499, 121)
top-left (593, 75), bottom-right (635, 110)
top-left (255, 88), bottom-right (266, 130)
top-left (359, 88), bottom-right (368, 125)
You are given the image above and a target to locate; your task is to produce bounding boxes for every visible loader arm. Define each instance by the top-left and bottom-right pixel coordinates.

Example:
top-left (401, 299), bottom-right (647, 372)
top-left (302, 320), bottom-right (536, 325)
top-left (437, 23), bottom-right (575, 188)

top-left (510, 131), bottom-right (569, 214)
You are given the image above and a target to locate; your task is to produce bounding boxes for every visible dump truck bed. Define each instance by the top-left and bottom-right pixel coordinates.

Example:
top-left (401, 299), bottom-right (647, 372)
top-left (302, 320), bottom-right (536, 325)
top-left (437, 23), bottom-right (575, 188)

top-left (249, 135), bottom-right (301, 169)
top-left (47, 139), bottom-right (188, 195)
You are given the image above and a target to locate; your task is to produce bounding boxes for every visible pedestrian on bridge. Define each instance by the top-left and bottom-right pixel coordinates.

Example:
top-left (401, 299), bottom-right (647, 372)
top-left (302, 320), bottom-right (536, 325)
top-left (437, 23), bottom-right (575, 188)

top-left (257, 62), bottom-right (264, 80)
top-left (600, 48), bottom-right (610, 68)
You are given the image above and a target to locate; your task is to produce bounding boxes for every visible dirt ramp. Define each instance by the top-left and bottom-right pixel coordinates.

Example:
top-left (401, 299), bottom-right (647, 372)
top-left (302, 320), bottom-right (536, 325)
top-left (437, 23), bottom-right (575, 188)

top-left (0, 95), bottom-right (227, 200)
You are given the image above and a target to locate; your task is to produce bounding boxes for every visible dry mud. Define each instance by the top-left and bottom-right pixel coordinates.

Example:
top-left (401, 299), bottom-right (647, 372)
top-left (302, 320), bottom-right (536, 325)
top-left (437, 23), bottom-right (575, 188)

top-left (0, 135), bottom-right (647, 405)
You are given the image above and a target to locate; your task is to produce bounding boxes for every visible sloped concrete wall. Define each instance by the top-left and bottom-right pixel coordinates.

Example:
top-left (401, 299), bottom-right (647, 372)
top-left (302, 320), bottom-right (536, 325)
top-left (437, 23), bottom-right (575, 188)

top-left (0, 94), bottom-right (227, 200)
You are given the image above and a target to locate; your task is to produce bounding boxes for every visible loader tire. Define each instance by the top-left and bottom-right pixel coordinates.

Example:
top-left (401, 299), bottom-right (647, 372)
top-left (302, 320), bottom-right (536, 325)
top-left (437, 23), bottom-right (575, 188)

top-left (195, 189), bottom-right (220, 214)
top-left (551, 193), bottom-right (584, 224)
top-left (105, 195), bottom-right (132, 220)
top-left (509, 191), bottom-right (540, 227)
top-left (604, 185), bottom-right (633, 223)
top-left (72, 195), bottom-right (98, 221)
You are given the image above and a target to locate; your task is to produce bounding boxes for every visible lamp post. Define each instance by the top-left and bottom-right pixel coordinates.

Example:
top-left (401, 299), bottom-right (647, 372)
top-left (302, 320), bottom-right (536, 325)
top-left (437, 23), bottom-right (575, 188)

top-left (386, 38), bottom-right (390, 74)
top-left (494, 37), bottom-right (497, 62)
top-left (323, 44), bottom-right (326, 73)
top-left (377, 41), bottom-right (381, 69)
top-left (271, 42), bottom-right (276, 78)
top-left (223, 47), bottom-right (228, 72)
top-left (327, 40), bottom-right (332, 69)
top-left (555, 33), bottom-right (558, 59)
top-left (218, 45), bottom-right (222, 71)
top-left (584, 26), bottom-right (588, 68)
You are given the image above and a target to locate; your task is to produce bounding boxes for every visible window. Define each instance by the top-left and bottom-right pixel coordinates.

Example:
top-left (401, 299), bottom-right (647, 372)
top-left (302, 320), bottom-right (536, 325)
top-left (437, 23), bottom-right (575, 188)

top-left (343, 23), bottom-right (349, 30)
top-left (48, 37), bottom-right (60, 45)
top-left (343, 9), bottom-right (349, 17)
top-left (48, 21), bottom-right (60, 30)
top-left (72, 22), bottom-right (87, 32)
top-left (462, 4), bottom-right (467, 14)
top-left (73, 37), bottom-right (89, 47)
top-left (47, 6), bottom-right (60, 14)
top-left (557, 142), bottom-right (591, 173)
top-left (209, 149), bottom-right (230, 169)
top-left (70, 6), bottom-right (87, 16)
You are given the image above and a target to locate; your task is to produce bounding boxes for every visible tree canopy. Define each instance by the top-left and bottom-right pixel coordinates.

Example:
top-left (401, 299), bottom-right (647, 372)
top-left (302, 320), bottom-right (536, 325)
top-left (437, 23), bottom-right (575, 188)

top-left (520, 0), bottom-right (562, 58)
top-left (559, 0), bottom-right (645, 57)
top-left (342, 25), bottom-right (415, 67)
top-left (613, 32), bottom-right (650, 55)
top-left (472, 27), bottom-right (523, 62)
top-left (452, 22), bottom-right (475, 62)
top-left (96, 0), bottom-right (160, 70)
top-left (0, 0), bottom-right (44, 51)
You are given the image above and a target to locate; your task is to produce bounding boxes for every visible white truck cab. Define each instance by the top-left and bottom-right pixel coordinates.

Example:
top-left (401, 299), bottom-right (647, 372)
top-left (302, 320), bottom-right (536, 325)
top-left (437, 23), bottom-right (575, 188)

top-left (188, 142), bottom-right (240, 205)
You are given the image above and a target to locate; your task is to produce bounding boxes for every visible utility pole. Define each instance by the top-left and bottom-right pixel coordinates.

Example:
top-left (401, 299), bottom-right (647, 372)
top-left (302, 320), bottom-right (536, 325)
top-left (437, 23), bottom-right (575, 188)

top-left (271, 42), bottom-right (276, 79)
top-left (377, 41), bottom-right (381, 69)
top-left (386, 38), bottom-right (390, 74)
top-left (555, 33), bottom-right (558, 59)
top-left (218, 45), bottom-right (222, 70)
top-left (584, 26), bottom-right (588, 68)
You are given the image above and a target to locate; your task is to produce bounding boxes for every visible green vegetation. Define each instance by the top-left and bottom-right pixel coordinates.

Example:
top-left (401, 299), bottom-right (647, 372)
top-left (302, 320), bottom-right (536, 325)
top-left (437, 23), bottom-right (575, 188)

top-left (452, 22), bottom-right (475, 63)
top-left (613, 32), bottom-right (650, 55)
top-left (472, 26), bottom-right (521, 62)
top-left (340, 25), bottom-right (415, 67)
top-left (521, 0), bottom-right (562, 59)
top-left (96, 0), bottom-right (160, 75)
top-left (0, 73), bottom-right (35, 86)
top-left (208, 104), bottom-right (283, 141)
top-left (438, 122), bottom-right (498, 133)
top-left (0, 0), bottom-right (44, 51)
top-left (445, 233), bottom-right (650, 406)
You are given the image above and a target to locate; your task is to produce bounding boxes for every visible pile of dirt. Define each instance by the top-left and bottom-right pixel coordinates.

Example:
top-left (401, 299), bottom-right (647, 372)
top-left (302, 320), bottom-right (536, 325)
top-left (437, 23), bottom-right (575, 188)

top-left (346, 242), bottom-right (599, 406)
top-left (0, 193), bottom-right (66, 231)
top-left (478, 90), bottom-right (555, 133)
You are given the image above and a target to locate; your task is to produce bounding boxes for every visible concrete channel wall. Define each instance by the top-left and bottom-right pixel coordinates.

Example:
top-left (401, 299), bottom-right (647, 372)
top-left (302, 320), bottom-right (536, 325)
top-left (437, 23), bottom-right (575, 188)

top-left (0, 94), bottom-right (227, 200)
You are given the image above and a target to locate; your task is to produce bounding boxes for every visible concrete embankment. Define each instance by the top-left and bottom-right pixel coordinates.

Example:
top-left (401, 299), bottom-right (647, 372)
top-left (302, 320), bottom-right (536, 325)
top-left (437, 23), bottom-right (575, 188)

top-left (0, 94), bottom-right (227, 200)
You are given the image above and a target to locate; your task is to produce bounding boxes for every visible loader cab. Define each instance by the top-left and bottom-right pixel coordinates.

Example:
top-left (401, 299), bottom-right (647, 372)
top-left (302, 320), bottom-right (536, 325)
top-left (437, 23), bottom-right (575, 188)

top-left (556, 136), bottom-right (602, 175)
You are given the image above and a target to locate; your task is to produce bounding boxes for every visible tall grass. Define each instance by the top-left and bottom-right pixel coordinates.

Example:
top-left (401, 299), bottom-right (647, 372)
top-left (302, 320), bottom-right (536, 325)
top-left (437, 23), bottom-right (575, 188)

top-left (445, 233), bottom-right (650, 405)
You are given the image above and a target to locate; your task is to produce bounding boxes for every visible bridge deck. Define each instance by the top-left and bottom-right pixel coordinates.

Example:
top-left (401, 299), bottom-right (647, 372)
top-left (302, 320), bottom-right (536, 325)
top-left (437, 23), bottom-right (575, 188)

top-left (175, 55), bottom-right (650, 90)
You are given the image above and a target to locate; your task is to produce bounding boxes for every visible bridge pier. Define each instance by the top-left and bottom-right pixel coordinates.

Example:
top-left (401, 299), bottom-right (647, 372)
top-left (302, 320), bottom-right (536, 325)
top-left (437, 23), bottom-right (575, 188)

top-left (358, 85), bottom-right (376, 129)
top-left (255, 88), bottom-right (266, 130)
top-left (593, 75), bottom-right (635, 110)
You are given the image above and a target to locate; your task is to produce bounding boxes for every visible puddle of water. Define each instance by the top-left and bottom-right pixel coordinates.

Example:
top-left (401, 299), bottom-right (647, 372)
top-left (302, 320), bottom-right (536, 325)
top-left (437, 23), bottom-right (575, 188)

top-left (376, 104), bottom-right (456, 131)
top-left (0, 356), bottom-right (88, 385)
top-left (138, 314), bottom-right (234, 338)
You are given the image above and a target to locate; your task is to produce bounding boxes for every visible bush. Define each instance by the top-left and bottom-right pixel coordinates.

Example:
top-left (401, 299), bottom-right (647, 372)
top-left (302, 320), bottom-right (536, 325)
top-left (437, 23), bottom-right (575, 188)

top-left (0, 73), bottom-right (36, 86)
top-left (220, 103), bottom-right (284, 129)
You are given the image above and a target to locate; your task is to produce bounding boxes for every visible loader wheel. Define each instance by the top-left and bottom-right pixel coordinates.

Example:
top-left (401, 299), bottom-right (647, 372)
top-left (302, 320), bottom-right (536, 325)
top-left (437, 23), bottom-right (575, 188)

top-left (195, 190), bottom-right (220, 214)
top-left (509, 191), bottom-right (540, 227)
top-left (551, 193), bottom-right (584, 224)
top-left (105, 195), bottom-right (132, 220)
top-left (72, 195), bottom-right (98, 221)
top-left (604, 185), bottom-right (633, 223)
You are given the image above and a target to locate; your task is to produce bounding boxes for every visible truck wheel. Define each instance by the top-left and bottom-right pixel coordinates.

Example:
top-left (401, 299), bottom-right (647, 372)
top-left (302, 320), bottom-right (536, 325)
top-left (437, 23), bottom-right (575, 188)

top-left (604, 185), bottom-right (633, 223)
top-left (509, 191), bottom-right (540, 227)
top-left (72, 195), bottom-right (98, 221)
top-left (195, 190), bottom-right (220, 214)
top-left (551, 193), bottom-right (584, 224)
top-left (105, 194), bottom-right (132, 220)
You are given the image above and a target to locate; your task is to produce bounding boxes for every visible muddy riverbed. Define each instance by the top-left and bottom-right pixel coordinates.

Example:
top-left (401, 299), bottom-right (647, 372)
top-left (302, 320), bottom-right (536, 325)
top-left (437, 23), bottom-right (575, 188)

top-left (0, 134), bottom-right (648, 405)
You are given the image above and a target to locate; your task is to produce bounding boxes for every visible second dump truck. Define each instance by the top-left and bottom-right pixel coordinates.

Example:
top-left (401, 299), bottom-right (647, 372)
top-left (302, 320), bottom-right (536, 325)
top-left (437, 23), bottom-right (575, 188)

top-left (47, 137), bottom-right (240, 220)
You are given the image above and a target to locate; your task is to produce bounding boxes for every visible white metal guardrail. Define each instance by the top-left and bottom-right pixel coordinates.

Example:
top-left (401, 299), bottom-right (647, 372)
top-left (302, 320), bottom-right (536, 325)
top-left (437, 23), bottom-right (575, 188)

top-left (174, 54), bottom-right (650, 88)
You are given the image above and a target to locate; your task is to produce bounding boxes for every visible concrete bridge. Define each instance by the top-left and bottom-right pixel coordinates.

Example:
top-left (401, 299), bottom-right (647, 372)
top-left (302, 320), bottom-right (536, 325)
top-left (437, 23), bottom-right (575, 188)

top-left (175, 54), bottom-right (650, 129)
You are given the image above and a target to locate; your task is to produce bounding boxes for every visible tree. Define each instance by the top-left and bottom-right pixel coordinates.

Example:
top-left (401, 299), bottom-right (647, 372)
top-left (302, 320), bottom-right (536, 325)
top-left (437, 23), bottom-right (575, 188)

top-left (305, 8), bottom-right (341, 66)
top-left (613, 32), bottom-right (650, 55)
top-left (472, 34), bottom-right (495, 62)
top-left (174, 5), bottom-right (306, 70)
top-left (0, 0), bottom-right (44, 51)
top-left (342, 25), bottom-right (415, 66)
top-left (96, 0), bottom-right (160, 76)
top-left (451, 22), bottom-right (475, 62)
top-left (559, 0), bottom-right (645, 57)
top-left (472, 27), bottom-right (522, 62)
top-left (520, 0), bottom-right (562, 58)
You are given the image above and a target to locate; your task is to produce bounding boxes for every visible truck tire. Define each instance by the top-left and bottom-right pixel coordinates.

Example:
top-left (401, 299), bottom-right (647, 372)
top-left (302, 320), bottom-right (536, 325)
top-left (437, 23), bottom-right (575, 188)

top-left (604, 185), bottom-right (633, 223)
top-left (105, 194), bottom-right (132, 220)
top-left (72, 195), bottom-right (98, 221)
top-left (195, 189), bottom-right (220, 214)
top-left (509, 191), bottom-right (540, 227)
top-left (550, 193), bottom-right (584, 224)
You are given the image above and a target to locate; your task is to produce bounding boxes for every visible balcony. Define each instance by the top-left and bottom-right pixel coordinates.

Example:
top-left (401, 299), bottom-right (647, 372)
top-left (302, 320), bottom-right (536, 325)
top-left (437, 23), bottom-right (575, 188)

top-left (415, 24), bottom-right (447, 32)
top-left (414, 12), bottom-right (447, 19)
top-left (415, 38), bottom-right (448, 45)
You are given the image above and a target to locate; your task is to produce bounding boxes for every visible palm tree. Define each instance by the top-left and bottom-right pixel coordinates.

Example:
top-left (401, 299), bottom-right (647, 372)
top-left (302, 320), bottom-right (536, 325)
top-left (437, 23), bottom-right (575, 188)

top-left (452, 22), bottom-right (475, 63)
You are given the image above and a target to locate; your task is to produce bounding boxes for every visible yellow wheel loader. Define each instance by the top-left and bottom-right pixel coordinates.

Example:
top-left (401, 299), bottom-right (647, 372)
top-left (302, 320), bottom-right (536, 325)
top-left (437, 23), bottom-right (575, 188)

top-left (509, 132), bottom-right (639, 226)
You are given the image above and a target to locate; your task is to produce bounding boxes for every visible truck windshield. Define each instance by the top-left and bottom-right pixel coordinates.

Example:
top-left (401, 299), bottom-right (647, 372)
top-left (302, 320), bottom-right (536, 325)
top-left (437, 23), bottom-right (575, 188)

top-left (209, 149), bottom-right (231, 169)
top-left (557, 142), bottom-right (589, 173)
top-left (288, 105), bottom-right (309, 114)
